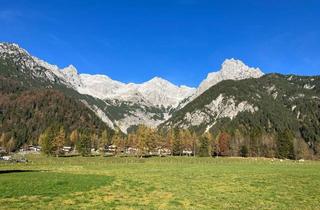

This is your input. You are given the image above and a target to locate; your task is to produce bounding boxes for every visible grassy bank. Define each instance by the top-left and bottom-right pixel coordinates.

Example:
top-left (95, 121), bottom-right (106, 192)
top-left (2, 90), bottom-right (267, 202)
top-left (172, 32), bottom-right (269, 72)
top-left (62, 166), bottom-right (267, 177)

top-left (0, 155), bottom-right (319, 209)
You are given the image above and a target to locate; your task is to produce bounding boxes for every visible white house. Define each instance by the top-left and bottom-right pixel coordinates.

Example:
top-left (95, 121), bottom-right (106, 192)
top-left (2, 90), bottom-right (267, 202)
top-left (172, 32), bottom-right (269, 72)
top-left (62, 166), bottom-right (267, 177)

top-left (62, 146), bottom-right (72, 153)
top-left (1, 156), bottom-right (12, 161)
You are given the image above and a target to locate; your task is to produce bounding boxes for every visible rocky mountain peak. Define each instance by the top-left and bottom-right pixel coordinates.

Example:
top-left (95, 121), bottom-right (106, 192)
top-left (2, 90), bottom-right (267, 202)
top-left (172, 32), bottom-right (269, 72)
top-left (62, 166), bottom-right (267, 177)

top-left (62, 65), bottom-right (78, 76)
top-left (197, 58), bottom-right (264, 96)
top-left (0, 42), bottom-right (29, 56)
top-left (220, 58), bottom-right (263, 77)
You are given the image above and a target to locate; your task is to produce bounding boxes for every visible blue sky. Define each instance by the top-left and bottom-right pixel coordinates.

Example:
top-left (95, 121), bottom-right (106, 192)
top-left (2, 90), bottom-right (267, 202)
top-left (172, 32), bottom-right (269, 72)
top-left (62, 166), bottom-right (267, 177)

top-left (0, 0), bottom-right (319, 87)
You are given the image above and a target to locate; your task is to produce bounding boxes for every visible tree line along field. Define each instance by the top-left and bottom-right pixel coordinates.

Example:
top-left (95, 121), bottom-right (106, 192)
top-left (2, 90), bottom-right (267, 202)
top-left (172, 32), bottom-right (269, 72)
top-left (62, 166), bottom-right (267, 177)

top-left (0, 155), bottom-right (320, 209)
top-left (1, 123), bottom-right (316, 160)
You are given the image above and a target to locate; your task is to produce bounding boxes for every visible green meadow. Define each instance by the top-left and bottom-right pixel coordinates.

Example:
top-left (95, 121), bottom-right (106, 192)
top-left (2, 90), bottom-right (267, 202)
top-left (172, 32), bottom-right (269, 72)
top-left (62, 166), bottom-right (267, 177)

top-left (0, 155), bottom-right (320, 210)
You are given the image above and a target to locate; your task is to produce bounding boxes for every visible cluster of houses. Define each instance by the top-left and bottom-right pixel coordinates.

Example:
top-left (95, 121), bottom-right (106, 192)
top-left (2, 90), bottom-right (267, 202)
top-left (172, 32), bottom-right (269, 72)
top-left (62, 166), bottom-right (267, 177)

top-left (0, 144), bottom-right (195, 159)
top-left (18, 145), bottom-right (72, 153)
top-left (0, 146), bottom-right (28, 162)
top-left (106, 145), bottom-right (193, 157)
top-left (19, 145), bottom-right (41, 153)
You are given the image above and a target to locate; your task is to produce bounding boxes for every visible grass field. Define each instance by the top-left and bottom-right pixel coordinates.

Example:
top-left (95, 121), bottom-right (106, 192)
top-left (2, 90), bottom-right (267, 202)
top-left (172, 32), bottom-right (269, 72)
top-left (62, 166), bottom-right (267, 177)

top-left (0, 155), bottom-right (320, 210)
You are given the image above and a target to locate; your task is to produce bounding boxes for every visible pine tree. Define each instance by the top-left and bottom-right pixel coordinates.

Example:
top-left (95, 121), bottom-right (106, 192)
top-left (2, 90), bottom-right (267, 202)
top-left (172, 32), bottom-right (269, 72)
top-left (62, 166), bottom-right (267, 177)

top-left (199, 133), bottom-right (210, 157)
top-left (100, 129), bottom-right (109, 152)
top-left (39, 128), bottom-right (54, 156)
top-left (276, 130), bottom-right (295, 159)
top-left (77, 131), bottom-right (91, 156)
top-left (172, 130), bottom-right (182, 156)
top-left (240, 145), bottom-right (249, 157)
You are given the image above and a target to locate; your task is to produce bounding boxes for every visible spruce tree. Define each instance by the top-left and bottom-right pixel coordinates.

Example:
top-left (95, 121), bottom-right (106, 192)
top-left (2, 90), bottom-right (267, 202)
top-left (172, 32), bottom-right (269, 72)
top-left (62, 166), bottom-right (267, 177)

top-left (172, 130), bottom-right (182, 156)
top-left (199, 134), bottom-right (210, 157)
top-left (76, 131), bottom-right (91, 156)
top-left (276, 130), bottom-right (295, 159)
top-left (240, 145), bottom-right (249, 157)
top-left (39, 127), bottom-right (54, 156)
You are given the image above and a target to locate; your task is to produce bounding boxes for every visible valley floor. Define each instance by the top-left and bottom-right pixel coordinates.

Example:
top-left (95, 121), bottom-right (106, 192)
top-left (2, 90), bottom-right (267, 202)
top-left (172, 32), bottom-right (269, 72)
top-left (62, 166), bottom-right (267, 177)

top-left (0, 155), bottom-right (320, 209)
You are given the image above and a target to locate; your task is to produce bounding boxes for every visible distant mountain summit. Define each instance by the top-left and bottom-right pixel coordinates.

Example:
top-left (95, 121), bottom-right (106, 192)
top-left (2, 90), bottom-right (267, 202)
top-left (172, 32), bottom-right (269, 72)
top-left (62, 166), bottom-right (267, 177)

top-left (1, 42), bottom-right (320, 158)
top-left (197, 58), bottom-right (263, 96)
top-left (177, 58), bottom-right (264, 108)
top-left (71, 73), bottom-right (195, 108)
top-left (0, 42), bottom-right (265, 133)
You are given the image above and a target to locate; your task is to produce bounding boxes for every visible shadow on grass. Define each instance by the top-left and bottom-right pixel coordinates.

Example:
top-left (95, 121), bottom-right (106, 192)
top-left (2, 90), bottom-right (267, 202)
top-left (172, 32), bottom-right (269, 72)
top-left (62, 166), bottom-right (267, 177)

top-left (58, 154), bottom-right (81, 158)
top-left (0, 170), bottom-right (47, 174)
top-left (59, 154), bottom-right (102, 158)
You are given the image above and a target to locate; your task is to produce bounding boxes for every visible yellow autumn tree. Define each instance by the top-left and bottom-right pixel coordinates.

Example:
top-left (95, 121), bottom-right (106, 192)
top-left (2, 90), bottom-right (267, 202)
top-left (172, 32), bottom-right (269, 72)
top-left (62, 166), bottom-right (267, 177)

top-left (53, 127), bottom-right (65, 157)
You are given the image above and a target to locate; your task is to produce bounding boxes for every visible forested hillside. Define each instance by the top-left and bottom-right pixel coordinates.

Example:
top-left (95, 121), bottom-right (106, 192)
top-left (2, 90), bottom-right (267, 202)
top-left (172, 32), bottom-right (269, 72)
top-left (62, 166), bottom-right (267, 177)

top-left (0, 57), bottom-right (113, 151)
top-left (163, 74), bottom-right (320, 159)
top-left (1, 42), bottom-right (320, 159)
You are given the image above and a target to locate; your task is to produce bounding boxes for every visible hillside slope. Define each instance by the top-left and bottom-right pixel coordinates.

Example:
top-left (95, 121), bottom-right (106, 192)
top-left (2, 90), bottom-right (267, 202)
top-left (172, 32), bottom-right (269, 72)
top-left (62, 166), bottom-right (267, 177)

top-left (0, 45), bottom-right (115, 148)
top-left (163, 74), bottom-right (320, 158)
top-left (0, 42), bottom-right (196, 132)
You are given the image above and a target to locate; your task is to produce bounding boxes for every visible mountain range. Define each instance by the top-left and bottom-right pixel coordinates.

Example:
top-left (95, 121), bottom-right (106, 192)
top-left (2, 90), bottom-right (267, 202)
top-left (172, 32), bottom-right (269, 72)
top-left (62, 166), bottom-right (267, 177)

top-left (1, 42), bottom-right (319, 158)
top-left (0, 42), bottom-right (263, 133)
